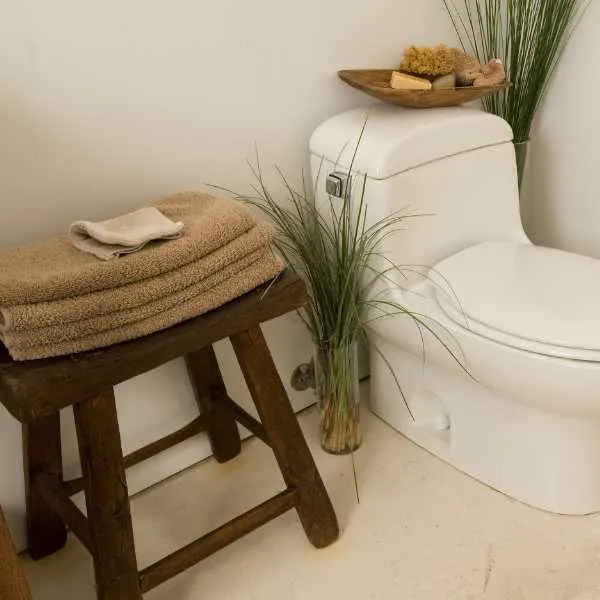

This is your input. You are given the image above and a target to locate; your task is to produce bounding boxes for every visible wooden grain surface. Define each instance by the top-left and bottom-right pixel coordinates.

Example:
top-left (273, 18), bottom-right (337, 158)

top-left (23, 412), bottom-right (67, 560)
top-left (338, 69), bottom-right (508, 108)
top-left (74, 390), bottom-right (142, 600)
top-left (2, 270), bottom-right (340, 599)
top-left (139, 489), bottom-right (297, 593)
top-left (231, 326), bottom-right (339, 548)
top-left (0, 271), bottom-right (306, 423)
top-left (0, 507), bottom-right (32, 600)
top-left (185, 345), bottom-right (242, 463)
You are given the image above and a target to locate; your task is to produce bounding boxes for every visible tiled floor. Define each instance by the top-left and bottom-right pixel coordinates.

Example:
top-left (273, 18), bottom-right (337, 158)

top-left (22, 405), bottom-right (600, 599)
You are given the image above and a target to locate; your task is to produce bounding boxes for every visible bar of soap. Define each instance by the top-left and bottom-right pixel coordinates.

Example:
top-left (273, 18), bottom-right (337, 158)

top-left (390, 71), bottom-right (432, 90)
top-left (432, 73), bottom-right (456, 90)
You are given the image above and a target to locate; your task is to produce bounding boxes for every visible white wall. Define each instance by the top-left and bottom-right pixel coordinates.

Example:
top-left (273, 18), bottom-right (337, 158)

top-left (0, 0), bottom-right (453, 549)
top-left (529, 1), bottom-right (600, 257)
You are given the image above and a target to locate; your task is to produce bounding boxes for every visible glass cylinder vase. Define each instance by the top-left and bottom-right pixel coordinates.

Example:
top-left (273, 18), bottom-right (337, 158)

top-left (514, 139), bottom-right (530, 191)
top-left (315, 339), bottom-right (362, 455)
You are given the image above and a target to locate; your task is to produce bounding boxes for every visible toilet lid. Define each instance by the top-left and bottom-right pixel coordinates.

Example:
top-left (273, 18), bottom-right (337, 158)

top-left (433, 242), bottom-right (600, 354)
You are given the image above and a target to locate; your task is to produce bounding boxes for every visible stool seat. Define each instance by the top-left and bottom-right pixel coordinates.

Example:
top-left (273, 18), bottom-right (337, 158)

top-left (0, 270), bottom-right (339, 600)
top-left (0, 271), bottom-right (305, 423)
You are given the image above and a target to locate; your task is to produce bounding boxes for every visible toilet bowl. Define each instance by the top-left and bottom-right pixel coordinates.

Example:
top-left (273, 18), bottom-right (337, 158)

top-left (310, 103), bottom-right (600, 515)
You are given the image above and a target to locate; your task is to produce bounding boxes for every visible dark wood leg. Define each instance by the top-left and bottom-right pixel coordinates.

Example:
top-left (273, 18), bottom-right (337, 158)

top-left (23, 412), bottom-right (68, 560)
top-left (0, 507), bottom-right (32, 600)
top-left (230, 327), bottom-right (339, 549)
top-left (73, 390), bottom-right (141, 600)
top-left (185, 345), bottom-right (242, 463)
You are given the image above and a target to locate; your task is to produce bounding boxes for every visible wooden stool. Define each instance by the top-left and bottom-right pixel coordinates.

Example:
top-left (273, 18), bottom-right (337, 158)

top-left (0, 272), bottom-right (338, 600)
top-left (0, 507), bottom-right (32, 600)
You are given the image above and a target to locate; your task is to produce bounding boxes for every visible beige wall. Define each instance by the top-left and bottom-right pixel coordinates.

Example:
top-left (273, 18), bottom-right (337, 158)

top-left (0, 0), bottom-right (453, 549)
top-left (0, 0), bottom-right (453, 245)
top-left (529, 1), bottom-right (600, 256)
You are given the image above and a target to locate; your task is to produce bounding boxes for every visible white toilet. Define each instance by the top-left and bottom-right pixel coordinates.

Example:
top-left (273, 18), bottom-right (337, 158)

top-left (310, 103), bottom-right (600, 515)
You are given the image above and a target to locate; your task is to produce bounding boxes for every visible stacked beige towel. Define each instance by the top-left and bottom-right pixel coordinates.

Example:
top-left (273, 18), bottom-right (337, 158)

top-left (0, 192), bottom-right (284, 361)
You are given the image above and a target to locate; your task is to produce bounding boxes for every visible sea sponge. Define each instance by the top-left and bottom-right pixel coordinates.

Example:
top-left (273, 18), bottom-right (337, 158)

top-left (453, 48), bottom-right (483, 86)
top-left (473, 59), bottom-right (506, 87)
top-left (400, 44), bottom-right (455, 77)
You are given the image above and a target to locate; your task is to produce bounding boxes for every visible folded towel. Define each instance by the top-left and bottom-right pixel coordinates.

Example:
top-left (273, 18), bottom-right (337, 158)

top-left (3, 248), bottom-right (273, 346)
top-left (2, 254), bottom-right (285, 361)
top-left (70, 207), bottom-right (184, 260)
top-left (0, 222), bottom-right (274, 333)
top-left (0, 192), bottom-right (255, 306)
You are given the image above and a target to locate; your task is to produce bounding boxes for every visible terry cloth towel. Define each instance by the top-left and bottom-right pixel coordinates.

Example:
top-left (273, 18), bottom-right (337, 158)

top-left (0, 192), bottom-right (256, 306)
top-left (2, 247), bottom-right (274, 346)
top-left (0, 222), bottom-right (274, 333)
top-left (2, 253), bottom-right (285, 361)
top-left (70, 206), bottom-right (185, 260)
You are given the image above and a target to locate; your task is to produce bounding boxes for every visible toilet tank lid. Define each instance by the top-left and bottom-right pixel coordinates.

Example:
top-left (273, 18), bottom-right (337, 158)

top-left (309, 104), bottom-right (513, 180)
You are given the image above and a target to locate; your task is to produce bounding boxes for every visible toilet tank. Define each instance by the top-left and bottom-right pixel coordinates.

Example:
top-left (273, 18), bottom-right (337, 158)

top-left (309, 104), bottom-right (529, 269)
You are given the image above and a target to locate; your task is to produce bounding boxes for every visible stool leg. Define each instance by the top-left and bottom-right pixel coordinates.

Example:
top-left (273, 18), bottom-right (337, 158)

top-left (73, 390), bottom-right (141, 600)
top-left (23, 413), bottom-right (68, 560)
top-left (185, 345), bottom-right (242, 463)
top-left (230, 327), bottom-right (339, 549)
top-left (0, 506), bottom-right (32, 600)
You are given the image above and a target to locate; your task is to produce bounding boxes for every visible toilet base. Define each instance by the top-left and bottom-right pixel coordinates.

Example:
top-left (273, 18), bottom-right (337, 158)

top-left (370, 340), bottom-right (600, 515)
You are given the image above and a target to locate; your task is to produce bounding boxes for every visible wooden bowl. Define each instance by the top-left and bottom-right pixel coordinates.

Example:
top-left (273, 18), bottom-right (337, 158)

top-left (338, 69), bottom-right (508, 109)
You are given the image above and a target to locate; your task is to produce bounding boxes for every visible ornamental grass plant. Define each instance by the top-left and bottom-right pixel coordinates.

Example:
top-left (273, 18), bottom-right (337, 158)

top-left (218, 133), bottom-right (463, 454)
top-left (443, 0), bottom-right (591, 185)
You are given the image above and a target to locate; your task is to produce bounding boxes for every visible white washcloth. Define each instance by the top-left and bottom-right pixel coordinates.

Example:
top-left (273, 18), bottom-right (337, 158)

top-left (69, 207), bottom-right (184, 260)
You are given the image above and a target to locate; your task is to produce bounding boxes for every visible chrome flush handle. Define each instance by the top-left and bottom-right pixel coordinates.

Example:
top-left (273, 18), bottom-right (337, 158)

top-left (325, 172), bottom-right (352, 199)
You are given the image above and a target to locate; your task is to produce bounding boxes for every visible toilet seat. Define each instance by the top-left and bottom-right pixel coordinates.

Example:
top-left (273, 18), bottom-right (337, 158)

top-left (433, 242), bottom-right (600, 361)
